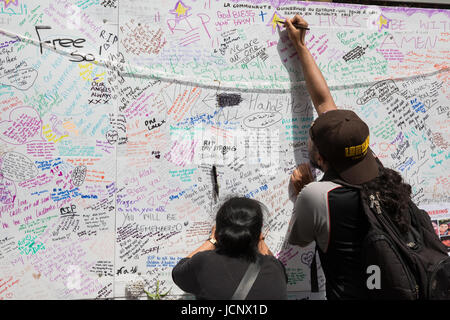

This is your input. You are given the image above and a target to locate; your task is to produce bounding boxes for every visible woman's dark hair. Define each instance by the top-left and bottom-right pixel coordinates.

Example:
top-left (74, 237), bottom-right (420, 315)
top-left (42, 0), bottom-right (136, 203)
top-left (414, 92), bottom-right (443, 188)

top-left (361, 164), bottom-right (412, 233)
top-left (215, 197), bottom-right (264, 262)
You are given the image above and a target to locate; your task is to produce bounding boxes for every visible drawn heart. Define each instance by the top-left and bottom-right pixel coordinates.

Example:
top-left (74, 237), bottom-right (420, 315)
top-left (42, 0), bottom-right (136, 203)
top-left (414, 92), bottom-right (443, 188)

top-left (71, 165), bottom-right (87, 187)
top-left (0, 152), bottom-right (39, 182)
top-left (0, 106), bottom-right (44, 145)
top-left (301, 251), bottom-right (314, 266)
top-left (106, 129), bottom-right (118, 144)
top-left (0, 67), bottom-right (38, 91)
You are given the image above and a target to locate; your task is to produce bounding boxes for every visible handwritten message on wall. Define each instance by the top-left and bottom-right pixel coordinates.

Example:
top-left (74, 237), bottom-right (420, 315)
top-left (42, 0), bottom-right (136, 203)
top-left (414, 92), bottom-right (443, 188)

top-left (0, 0), bottom-right (448, 300)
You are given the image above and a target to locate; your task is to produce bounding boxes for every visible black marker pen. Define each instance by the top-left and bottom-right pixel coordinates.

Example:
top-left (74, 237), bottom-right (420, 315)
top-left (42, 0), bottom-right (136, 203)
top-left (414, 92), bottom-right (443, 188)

top-left (212, 165), bottom-right (219, 200)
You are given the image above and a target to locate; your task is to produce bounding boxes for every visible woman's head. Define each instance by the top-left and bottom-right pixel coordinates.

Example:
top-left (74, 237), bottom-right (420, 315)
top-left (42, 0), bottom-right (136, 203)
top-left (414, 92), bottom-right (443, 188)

top-left (215, 197), bottom-right (265, 262)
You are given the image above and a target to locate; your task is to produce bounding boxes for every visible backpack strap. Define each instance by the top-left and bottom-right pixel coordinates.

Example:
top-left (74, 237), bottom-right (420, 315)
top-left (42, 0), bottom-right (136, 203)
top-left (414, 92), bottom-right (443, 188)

top-left (333, 179), bottom-right (419, 247)
top-left (231, 255), bottom-right (262, 300)
top-left (310, 245), bottom-right (319, 292)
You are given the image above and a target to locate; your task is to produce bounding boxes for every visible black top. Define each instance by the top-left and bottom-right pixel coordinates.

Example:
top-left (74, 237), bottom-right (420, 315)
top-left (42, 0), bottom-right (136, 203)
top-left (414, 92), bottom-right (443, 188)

top-left (320, 169), bottom-right (369, 300)
top-left (172, 250), bottom-right (288, 300)
top-left (289, 168), bottom-right (369, 299)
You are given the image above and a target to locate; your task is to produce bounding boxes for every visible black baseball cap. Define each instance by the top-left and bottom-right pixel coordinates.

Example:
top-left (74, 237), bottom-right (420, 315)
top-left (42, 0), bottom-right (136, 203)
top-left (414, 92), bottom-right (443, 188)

top-left (309, 109), bottom-right (379, 185)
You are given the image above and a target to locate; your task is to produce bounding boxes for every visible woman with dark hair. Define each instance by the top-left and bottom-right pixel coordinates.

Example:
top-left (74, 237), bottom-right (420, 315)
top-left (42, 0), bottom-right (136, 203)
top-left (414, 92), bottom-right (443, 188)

top-left (172, 197), bottom-right (288, 300)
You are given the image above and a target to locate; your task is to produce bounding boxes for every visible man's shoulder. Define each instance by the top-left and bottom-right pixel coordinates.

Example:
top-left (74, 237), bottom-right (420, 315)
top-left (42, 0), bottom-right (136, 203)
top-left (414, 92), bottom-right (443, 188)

top-left (300, 180), bottom-right (343, 199)
top-left (295, 181), bottom-right (344, 211)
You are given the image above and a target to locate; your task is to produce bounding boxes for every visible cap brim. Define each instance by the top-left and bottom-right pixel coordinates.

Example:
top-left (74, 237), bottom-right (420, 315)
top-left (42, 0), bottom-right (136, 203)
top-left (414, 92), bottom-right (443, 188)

top-left (335, 148), bottom-right (379, 185)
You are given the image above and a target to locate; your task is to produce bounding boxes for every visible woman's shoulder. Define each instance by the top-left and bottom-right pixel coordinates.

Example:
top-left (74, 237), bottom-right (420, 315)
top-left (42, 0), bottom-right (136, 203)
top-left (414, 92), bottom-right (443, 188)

top-left (192, 251), bottom-right (284, 268)
top-left (260, 254), bottom-right (285, 270)
top-left (190, 249), bottom-right (221, 261)
top-left (259, 254), bottom-right (288, 283)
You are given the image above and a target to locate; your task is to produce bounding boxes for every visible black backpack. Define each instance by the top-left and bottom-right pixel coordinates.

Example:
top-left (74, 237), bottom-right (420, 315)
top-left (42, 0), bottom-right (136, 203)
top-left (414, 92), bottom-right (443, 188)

top-left (323, 179), bottom-right (450, 300)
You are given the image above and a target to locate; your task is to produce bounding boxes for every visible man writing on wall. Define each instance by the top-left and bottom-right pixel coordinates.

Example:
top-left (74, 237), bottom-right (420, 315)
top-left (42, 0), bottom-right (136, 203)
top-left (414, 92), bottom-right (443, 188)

top-left (285, 15), bottom-right (420, 299)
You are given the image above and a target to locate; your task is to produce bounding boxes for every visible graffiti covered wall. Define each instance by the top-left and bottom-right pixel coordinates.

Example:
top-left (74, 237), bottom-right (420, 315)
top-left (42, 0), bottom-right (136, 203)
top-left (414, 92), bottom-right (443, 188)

top-left (0, 0), bottom-right (448, 299)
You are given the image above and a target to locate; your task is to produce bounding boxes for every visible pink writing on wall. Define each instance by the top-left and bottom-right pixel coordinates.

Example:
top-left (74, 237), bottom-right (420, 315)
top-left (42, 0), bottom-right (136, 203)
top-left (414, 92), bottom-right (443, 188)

top-left (0, 107), bottom-right (43, 145)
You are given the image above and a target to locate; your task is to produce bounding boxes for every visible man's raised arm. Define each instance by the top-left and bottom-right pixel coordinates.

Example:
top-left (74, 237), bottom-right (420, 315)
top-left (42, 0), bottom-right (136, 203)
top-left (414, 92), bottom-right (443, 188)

top-left (285, 15), bottom-right (337, 116)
